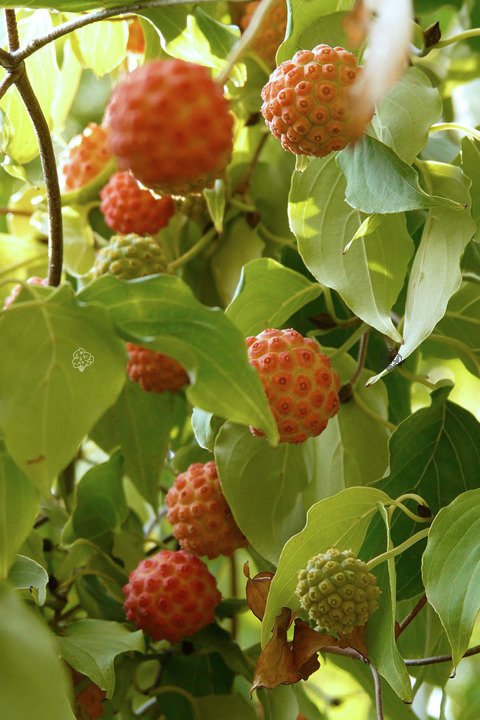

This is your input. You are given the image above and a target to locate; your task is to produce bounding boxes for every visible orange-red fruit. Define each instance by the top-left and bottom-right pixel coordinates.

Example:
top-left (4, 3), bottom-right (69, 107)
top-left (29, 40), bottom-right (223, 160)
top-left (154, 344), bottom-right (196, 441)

top-left (100, 171), bottom-right (175, 236)
top-left (166, 461), bottom-right (248, 559)
top-left (106, 59), bottom-right (234, 195)
top-left (62, 123), bottom-right (111, 190)
top-left (261, 44), bottom-right (370, 157)
top-left (127, 17), bottom-right (145, 54)
top-left (71, 671), bottom-right (105, 720)
top-left (3, 276), bottom-right (47, 309)
top-left (126, 343), bottom-right (189, 393)
top-left (123, 549), bottom-right (221, 642)
top-left (246, 328), bottom-right (340, 444)
top-left (240, 0), bottom-right (287, 66)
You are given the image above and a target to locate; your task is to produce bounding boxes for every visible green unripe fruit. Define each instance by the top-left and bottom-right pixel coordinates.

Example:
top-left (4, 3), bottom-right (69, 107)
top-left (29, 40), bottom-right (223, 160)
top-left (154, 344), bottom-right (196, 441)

top-left (176, 193), bottom-right (209, 226)
top-left (296, 548), bottom-right (381, 634)
top-left (93, 233), bottom-right (168, 280)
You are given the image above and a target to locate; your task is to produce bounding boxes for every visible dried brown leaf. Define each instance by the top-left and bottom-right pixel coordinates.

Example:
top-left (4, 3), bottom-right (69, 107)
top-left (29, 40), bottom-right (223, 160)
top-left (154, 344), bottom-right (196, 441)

top-left (244, 561), bottom-right (274, 621)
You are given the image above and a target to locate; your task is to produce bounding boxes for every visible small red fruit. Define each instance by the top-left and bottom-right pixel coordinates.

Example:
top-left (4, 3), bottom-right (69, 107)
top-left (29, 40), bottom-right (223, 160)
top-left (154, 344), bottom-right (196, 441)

top-left (3, 276), bottom-right (47, 309)
top-left (62, 123), bottom-right (111, 191)
top-left (123, 549), bottom-right (221, 642)
top-left (100, 171), bottom-right (174, 236)
top-left (246, 328), bottom-right (340, 444)
top-left (240, 0), bottom-right (287, 67)
top-left (126, 343), bottom-right (189, 393)
top-left (261, 44), bottom-right (371, 157)
top-left (166, 461), bottom-right (248, 559)
top-left (106, 59), bottom-right (234, 195)
top-left (71, 670), bottom-right (105, 720)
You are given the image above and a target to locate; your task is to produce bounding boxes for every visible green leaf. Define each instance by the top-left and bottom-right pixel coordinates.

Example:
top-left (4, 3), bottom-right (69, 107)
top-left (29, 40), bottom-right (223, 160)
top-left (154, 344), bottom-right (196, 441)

top-left (289, 154), bottom-right (413, 341)
top-left (226, 258), bottom-right (322, 336)
top-left (261, 487), bottom-right (390, 646)
top-left (191, 408), bottom-right (223, 451)
top-left (57, 618), bottom-right (144, 697)
top-left (203, 179), bottom-right (225, 233)
top-left (278, 0), bottom-right (352, 63)
top-left (303, 352), bottom-right (390, 506)
top-left (30, 206), bottom-right (96, 277)
top-left (1, 11), bottom-right (61, 164)
top-left (72, 19), bottom-right (128, 76)
top-left (70, 451), bottom-right (128, 551)
top-left (0, 582), bottom-right (75, 720)
top-left (424, 281), bottom-right (480, 377)
top-left (457, 136), bottom-right (480, 231)
top-left (57, 538), bottom-right (127, 603)
top-left (365, 386), bottom-right (480, 599)
top-left (214, 423), bottom-right (311, 563)
top-left (257, 686), bottom-right (299, 720)
top-left (422, 489), bottom-right (480, 666)
top-left (0, 285), bottom-right (126, 492)
top-left (337, 135), bottom-right (465, 214)
top-left (0, 440), bottom-right (38, 578)
top-left (196, 694), bottom-right (257, 720)
top-left (8, 554), bottom-right (48, 606)
top-left (366, 505), bottom-right (412, 702)
top-left (371, 68), bottom-right (442, 164)
top-left (92, 381), bottom-right (178, 508)
top-left (78, 275), bottom-right (278, 444)
top-left (343, 213), bottom-right (381, 254)
top-left (51, 39), bottom-right (82, 133)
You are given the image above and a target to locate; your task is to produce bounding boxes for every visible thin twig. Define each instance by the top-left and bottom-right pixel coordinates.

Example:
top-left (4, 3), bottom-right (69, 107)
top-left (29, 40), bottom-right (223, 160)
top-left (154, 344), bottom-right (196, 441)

top-left (5, 9), bottom-right (20, 51)
top-left (396, 595), bottom-right (427, 638)
top-left (405, 644), bottom-right (480, 667)
top-left (14, 68), bottom-right (63, 286)
top-left (0, 72), bottom-right (15, 101)
top-left (230, 553), bottom-right (238, 641)
top-left (10, 0), bottom-right (248, 65)
top-left (369, 663), bottom-right (384, 720)
top-left (167, 227), bottom-right (216, 271)
top-left (349, 330), bottom-right (369, 386)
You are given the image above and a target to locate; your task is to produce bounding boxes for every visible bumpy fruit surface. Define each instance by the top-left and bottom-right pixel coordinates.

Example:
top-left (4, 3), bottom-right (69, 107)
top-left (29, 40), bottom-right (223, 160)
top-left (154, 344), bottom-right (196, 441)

top-left (100, 171), bottom-right (175, 235)
top-left (240, 0), bottom-right (287, 66)
top-left (126, 343), bottom-right (189, 393)
top-left (106, 59), bottom-right (234, 195)
top-left (62, 123), bottom-right (111, 190)
top-left (71, 671), bottom-right (105, 720)
top-left (166, 461), bottom-right (248, 559)
top-left (3, 276), bottom-right (47, 309)
top-left (127, 17), bottom-right (145, 54)
top-left (123, 549), bottom-right (221, 642)
top-left (261, 44), bottom-right (371, 157)
top-left (176, 193), bottom-right (209, 226)
top-left (246, 328), bottom-right (340, 444)
top-left (92, 234), bottom-right (168, 280)
top-left (296, 548), bottom-right (381, 634)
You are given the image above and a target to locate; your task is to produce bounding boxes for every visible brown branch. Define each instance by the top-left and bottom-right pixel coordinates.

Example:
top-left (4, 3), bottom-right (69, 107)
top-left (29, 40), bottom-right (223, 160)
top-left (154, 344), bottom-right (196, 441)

top-left (5, 9), bottom-right (20, 51)
top-left (0, 72), bottom-right (15, 101)
top-left (324, 646), bottom-right (383, 719)
top-left (10, 0), bottom-right (248, 65)
top-left (396, 595), bottom-right (427, 638)
top-left (349, 330), bottom-right (370, 386)
top-left (404, 644), bottom-right (480, 667)
top-left (369, 663), bottom-right (384, 720)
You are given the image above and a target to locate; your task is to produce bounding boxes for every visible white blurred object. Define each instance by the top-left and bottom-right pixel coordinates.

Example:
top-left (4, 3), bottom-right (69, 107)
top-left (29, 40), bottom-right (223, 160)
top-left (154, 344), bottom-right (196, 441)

top-left (345, 0), bottom-right (414, 138)
top-left (452, 78), bottom-right (480, 128)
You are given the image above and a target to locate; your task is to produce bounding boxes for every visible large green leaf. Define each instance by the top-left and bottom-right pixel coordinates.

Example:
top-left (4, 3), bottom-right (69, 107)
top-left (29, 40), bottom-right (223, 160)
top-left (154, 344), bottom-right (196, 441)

top-left (366, 505), bottom-right (412, 702)
top-left (8, 554), bottom-right (48, 606)
top-left (337, 136), bottom-right (465, 214)
top-left (0, 582), bottom-right (75, 720)
top-left (364, 386), bottom-right (480, 599)
top-left (289, 153), bottom-right (413, 341)
top-left (422, 489), bottom-right (480, 666)
top-left (278, 0), bottom-right (353, 63)
top-left (261, 487), bottom-right (390, 646)
top-left (57, 619), bottom-right (144, 697)
top-left (69, 451), bottom-right (128, 551)
top-left (214, 423), bottom-right (311, 563)
top-left (211, 217), bottom-right (264, 306)
top-left (78, 275), bottom-right (278, 444)
top-left (457, 136), bottom-right (480, 232)
top-left (0, 440), bottom-right (38, 578)
top-left (371, 68), bottom-right (442, 164)
top-left (0, 285), bottom-right (126, 492)
top-left (72, 19), bottom-right (128, 76)
top-left (92, 381), bottom-right (179, 508)
top-left (226, 258), bottom-right (322, 336)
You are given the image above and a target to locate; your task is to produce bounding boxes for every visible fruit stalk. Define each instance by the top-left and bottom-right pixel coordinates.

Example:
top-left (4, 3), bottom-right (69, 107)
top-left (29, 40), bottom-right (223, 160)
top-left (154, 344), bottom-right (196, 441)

top-left (366, 527), bottom-right (430, 571)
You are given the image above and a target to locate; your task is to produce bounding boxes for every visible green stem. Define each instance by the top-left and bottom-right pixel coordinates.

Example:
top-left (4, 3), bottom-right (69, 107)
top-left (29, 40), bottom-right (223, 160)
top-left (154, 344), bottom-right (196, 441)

top-left (386, 499), bottom-right (431, 524)
top-left (229, 197), bottom-right (256, 213)
top-left (167, 227), bottom-right (216, 271)
top-left (349, 330), bottom-right (369, 386)
top-left (433, 27), bottom-right (480, 49)
top-left (258, 223), bottom-right (297, 250)
top-left (397, 365), bottom-right (436, 389)
top-left (366, 528), bottom-right (430, 571)
top-left (328, 323), bottom-right (368, 360)
top-left (429, 122), bottom-right (480, 143)
top-left (148, 685), bottom-right (200, 719)
top-left (352, 390), bottom-right (396, 432)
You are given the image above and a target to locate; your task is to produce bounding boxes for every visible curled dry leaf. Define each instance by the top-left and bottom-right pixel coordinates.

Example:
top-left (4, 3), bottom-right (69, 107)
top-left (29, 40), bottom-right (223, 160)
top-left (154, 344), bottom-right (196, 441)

top-left (344, 0), bottom-right (414, 139)
top-left (244, 561), bottom-right (274, 621)
top-left (251, 610), bottom-right (337, 691)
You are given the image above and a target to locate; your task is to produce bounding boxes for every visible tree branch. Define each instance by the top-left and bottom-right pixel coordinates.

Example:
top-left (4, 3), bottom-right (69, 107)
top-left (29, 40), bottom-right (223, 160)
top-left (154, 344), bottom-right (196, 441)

top-left (369, 663), bottom-right (384, 720)
top-left (404, 644), bottom-right (480, 667)
top-left (5, 9), bottom-right (20, 51)
top-left (349, 330), bottom-right (369, 386)
top-left (396, 595), bottom-right (427, 638)
top-left (325, 646), bottom-right (383, 719)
